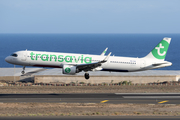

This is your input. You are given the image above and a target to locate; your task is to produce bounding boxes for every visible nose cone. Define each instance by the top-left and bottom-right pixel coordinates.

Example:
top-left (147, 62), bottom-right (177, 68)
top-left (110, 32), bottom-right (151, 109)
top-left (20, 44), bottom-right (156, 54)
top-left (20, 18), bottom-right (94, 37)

top-left (5, 56), bottom-right (11, 63)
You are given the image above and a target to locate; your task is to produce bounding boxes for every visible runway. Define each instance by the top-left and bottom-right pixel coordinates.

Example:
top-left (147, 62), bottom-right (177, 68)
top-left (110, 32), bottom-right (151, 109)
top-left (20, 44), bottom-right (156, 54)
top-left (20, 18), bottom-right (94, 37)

top-left (0, 93), bottom-right (180, 104)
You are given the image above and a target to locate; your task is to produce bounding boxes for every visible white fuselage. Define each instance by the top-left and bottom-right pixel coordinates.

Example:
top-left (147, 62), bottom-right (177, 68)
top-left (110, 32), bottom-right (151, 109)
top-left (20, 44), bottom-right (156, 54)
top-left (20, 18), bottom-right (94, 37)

top-left (5, 50), bottom-right (172, 72)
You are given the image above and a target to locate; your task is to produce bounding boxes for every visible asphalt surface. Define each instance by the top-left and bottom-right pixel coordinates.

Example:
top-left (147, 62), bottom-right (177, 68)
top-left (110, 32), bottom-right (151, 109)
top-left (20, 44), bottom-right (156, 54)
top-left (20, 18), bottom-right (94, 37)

top-left (0, 93), bottom-right (180, 104)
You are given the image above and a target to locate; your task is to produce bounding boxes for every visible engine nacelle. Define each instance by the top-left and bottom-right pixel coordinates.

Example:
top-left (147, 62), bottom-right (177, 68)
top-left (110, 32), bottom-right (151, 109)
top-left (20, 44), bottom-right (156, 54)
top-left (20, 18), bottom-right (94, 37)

top-left (92, 67), bottom-right (103, 71)
top-left (62, 65), bottom-right (79, 74)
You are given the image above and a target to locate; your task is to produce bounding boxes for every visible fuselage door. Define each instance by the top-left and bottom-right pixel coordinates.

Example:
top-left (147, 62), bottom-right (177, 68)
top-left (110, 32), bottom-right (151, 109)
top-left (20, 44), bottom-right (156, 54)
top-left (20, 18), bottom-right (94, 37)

top-left (21, 50), bottom-right (27, 61)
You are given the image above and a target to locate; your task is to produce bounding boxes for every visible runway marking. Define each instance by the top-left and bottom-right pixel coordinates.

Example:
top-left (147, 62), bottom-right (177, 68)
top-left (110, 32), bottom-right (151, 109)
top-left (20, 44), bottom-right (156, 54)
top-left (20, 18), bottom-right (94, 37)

top-left (123, 96), bottom-right (180, 98)
top-left (115, 93), bottom-right (180, 94)
top-left (100, 100), bottom-right (109, 103)
top-left (158, 100), bottom-right (169, 104)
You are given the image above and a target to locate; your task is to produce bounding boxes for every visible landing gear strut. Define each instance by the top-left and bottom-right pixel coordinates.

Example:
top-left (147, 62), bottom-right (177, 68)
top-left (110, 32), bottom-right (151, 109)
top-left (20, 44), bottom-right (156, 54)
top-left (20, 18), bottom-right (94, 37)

top-left (21, 66), bottom-right (26, 74)
top-left (84, 73), bottom-right (90, 80)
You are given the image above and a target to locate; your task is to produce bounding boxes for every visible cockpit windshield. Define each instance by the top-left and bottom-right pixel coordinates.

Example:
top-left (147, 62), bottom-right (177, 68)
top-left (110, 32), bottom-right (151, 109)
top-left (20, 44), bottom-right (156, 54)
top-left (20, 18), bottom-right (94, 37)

top-left (11, 53), bottom-right (18, 57)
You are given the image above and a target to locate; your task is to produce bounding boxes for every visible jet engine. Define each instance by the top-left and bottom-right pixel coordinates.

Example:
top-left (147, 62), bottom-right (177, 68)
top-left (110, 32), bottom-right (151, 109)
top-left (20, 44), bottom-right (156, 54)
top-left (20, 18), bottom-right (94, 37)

top-left (62, 65), bottom-right (79, 74)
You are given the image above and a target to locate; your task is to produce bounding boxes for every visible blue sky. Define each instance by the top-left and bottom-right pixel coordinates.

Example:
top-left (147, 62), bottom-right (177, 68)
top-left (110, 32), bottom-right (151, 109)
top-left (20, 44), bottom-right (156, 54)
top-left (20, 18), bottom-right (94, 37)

top-left (0, 0), bottom-right (180, 33)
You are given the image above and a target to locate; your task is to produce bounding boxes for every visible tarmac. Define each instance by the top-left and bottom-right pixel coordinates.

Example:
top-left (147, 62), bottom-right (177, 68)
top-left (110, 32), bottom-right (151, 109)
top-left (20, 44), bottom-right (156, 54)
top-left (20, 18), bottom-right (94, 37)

top-left (0, 93), bottom-right (180, 104)
top-left (0, 68), bottom-right (44, 76)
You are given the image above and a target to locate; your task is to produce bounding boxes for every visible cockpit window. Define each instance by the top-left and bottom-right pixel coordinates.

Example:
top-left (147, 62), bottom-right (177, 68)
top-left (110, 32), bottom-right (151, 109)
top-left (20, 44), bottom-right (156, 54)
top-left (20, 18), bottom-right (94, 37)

top-left (11, 53), bottom-right (18, 57)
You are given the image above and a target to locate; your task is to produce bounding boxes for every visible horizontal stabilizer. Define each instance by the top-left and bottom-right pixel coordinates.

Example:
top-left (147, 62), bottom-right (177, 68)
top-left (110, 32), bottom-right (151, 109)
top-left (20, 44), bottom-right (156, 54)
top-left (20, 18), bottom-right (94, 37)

top-left (152, 62), bottom-right (172, 66)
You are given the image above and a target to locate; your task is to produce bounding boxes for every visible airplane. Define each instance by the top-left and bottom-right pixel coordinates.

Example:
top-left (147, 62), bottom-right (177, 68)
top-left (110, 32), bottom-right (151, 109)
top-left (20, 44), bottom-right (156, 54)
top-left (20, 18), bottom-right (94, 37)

top-left (5, 37), bottom-right (172, 79)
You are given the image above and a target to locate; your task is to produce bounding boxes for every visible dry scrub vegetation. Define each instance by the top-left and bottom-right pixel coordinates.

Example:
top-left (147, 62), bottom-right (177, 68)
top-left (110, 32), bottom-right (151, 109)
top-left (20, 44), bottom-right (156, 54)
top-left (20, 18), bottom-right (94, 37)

top-left (0, 85), bottom-right (180, 93)
top-left (0, 103), bottom-right (180, 117)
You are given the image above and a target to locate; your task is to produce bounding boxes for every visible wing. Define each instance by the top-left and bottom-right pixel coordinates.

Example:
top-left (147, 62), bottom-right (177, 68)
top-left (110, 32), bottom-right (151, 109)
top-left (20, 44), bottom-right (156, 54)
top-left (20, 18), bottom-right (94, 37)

top-left (77, 52), bottom-right (111, 72)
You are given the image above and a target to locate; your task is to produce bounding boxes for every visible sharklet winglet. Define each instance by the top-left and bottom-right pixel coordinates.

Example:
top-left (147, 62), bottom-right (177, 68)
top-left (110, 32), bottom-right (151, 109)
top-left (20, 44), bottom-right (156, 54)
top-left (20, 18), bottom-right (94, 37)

top-left (101, 47), bottom-right (108, 56)
top-left (101, 52), bottom-right (111, 63)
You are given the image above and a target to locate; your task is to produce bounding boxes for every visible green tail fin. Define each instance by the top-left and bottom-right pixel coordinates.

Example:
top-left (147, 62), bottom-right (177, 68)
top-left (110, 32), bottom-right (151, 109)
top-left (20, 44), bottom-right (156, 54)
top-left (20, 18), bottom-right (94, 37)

top-left (144, 37), bottom-right (171, 61)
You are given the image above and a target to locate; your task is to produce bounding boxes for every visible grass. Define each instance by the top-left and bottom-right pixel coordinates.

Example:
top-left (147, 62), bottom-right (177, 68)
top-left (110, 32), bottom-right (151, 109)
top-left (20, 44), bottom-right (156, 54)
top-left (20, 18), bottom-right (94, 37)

top-left (96, 112), bottom-right (100, 115)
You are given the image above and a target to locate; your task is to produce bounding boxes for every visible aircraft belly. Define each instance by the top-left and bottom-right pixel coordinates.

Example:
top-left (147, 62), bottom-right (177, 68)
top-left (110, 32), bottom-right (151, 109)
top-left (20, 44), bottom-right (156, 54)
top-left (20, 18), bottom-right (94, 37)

top-left (31, 61), bottom-right (61, 68)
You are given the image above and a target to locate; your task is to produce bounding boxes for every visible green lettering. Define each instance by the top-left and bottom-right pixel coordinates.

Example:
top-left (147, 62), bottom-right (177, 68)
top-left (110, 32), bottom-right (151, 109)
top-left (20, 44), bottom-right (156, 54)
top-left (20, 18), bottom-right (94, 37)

top-left (30, 52), bottom-right (35, 60)
top-left (73, 56), bottom-right (80, 63)
top-left (58, 55), bottom-right (64, 62)
top-left (41, 54), bottom-right (49, 61)
top-left (36, 54), bottom-right (41, 60)
top-left (50, 55), bottom-right (57, 62)
top-left (84, 57), bottom-right (92, 63)
top-left (65, 56), bottom-right (72, 63)
top-left (81, 55), bottom-right (83, 63)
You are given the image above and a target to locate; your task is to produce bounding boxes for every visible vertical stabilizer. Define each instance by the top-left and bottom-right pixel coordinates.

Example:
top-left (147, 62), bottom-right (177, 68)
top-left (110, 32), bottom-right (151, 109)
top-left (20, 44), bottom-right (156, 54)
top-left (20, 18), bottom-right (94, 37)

top-left (144, 37), bottom-right (171, 61)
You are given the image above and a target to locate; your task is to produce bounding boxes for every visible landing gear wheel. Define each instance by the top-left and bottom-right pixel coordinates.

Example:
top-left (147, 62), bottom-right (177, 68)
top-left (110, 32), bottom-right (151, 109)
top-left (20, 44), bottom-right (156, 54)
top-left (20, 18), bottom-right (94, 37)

top-left (84, 73), bottom-right (90, 80)
top-left (21, 71), bottom-right (25, 74)
top-left (21, 66), bottom-right (26, 75)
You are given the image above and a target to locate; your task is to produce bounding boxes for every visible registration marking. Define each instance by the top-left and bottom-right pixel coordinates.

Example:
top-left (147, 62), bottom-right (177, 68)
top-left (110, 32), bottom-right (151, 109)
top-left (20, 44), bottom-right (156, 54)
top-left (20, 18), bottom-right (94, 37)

top-left (100, 100), bottom-right (109, 103)
top-left (158, 100), bottom-right (169, 104)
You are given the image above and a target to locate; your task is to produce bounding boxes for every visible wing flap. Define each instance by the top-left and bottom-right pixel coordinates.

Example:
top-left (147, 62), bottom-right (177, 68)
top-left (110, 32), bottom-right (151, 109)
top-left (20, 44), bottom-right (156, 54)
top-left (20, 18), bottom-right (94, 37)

top-left (77, 52), bottom-right (111, 71)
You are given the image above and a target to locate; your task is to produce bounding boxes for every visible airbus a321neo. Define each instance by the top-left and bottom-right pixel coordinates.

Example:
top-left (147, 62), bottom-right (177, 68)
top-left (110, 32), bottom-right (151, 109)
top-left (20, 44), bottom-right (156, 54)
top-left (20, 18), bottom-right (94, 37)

top-left (5, 37), bottom-right (172, 79)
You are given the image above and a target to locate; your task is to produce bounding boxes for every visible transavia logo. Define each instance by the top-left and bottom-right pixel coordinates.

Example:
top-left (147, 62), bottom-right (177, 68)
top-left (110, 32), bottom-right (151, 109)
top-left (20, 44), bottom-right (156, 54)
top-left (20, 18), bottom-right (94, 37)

top-left (152, 40), bottom-right (169, 59)
top-left (65, 67), bottom-right (71, 73)
top-left (30, 52), bottom-right (92, 64)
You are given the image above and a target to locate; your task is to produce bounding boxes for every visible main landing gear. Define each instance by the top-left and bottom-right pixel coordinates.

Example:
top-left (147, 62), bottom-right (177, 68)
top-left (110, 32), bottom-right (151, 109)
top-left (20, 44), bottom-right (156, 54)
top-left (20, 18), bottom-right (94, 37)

top-left (21, 66), bottom-right (26, 74)
top-left (84, 73), bottom-right (90, 80)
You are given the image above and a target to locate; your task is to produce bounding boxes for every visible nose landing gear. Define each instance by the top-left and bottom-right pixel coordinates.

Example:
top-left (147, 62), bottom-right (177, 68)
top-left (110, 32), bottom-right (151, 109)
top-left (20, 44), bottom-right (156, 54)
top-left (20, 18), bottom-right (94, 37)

top-left (84, 73), bottom-right (90, 80)
top-left (21, 66), bottom-right (26, 74)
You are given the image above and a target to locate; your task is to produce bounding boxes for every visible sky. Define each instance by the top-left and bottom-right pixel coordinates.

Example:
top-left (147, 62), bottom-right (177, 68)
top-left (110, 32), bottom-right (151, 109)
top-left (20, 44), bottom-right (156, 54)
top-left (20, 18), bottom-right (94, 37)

top-left (0, 0), bottom-right (180, 34)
